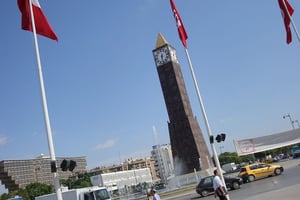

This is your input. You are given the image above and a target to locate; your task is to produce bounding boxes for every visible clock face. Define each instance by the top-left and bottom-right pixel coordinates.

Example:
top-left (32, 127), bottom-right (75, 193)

top-left (153, 46), bottom-right (170, 66)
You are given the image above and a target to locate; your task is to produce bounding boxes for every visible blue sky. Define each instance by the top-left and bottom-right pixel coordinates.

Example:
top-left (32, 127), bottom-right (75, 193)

top-left (1, 0), bottom-right (300, 193)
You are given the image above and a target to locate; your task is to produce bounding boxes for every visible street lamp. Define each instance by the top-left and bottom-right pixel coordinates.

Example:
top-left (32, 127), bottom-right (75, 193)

top-left (283, 114), bottom-right (295, 129)
top-left (292, 120), bottom-right (300, 128)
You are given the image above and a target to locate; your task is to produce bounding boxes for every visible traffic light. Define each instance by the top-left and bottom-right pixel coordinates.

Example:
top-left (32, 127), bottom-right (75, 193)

top-left (60, 159), bottom-right (69, 171)
top-left (209, 135), bottom-right (214, 143)
top-left (215, 133), bottom-right (226, 143)
top-left (69, 160), bottom-right (77, 171)
top-left (60, 159), bottom-right (77, 171)
top-left (50, 161), bottom-right (57, 173)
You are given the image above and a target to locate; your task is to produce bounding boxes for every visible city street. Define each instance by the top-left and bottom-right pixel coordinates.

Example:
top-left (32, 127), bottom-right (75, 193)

top-left (163, 159), bottom-right (300, 200)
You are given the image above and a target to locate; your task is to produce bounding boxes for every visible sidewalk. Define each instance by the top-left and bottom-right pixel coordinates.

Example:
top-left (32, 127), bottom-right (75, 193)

top-left (244, 183), bottom-right (300, 200)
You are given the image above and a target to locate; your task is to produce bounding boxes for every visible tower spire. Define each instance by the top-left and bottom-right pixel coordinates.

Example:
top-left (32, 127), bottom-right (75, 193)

top-left (155, 33), bottom-right (169, 48)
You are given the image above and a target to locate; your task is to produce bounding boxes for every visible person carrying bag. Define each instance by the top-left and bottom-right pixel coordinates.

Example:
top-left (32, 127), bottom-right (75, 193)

top-left (213, 169), bottom-right (228, 200)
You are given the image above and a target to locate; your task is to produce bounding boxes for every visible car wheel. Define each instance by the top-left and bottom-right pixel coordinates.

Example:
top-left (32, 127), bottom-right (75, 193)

top-left (248, 175), bottom-right (255, 182)
top-left (201, 190), bottom-right (209, 197)
top-left (232, 181), bottom-right (240, 190)
top-left (274, 168), bottom-right (282, 175)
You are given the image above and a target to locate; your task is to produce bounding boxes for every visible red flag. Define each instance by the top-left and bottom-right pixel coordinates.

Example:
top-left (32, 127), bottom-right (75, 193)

top-left (18, 0), bottom-right (58, 41)
top-left (278, 0), bottom-right (294, 44)
top-left (170, 0), bottom-right (188, 48)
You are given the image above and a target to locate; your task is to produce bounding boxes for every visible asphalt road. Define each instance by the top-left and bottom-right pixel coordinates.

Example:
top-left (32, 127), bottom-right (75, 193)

top-left (162, 159), bottom-right (300, 200)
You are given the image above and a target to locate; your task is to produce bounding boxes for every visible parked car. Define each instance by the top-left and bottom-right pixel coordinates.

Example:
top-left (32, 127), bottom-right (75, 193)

top-left (154, 183), bottom-right (166, 190)
top-left (195, 175), bottom-right (242, 197)
top-left (291, 145), bottom-right (300, 158)
top-left (238, 162), bottom-right (284, 183)
top-left (222, 162), bottom-right (237, 173)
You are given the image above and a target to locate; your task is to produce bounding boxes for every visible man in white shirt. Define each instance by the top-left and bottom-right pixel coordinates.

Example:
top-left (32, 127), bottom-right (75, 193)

top-left (213, 169), bottom-right (228, 200)
top-left (150, 189), bottom-right (161, 200)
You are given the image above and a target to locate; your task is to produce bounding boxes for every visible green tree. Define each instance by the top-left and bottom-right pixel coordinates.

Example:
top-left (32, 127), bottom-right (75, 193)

top-left (219, 152), bottom-right (239, 166)
top-left (60, 173), bottom-right (92, 189)
top-left (239, 154), bottom-right (253, 163)
top-left (25, 183), bottom-right (53, 200)
top-left (0, 188), bottom-right (30, 200)
top-left (14, 188), bottom-right (30, 200)
top-left (1, 183), bottom-right (53, 200)
top-left (0, 193), bottom-right (9, 200)
top-left (212, 152), bottom-right (253, 167)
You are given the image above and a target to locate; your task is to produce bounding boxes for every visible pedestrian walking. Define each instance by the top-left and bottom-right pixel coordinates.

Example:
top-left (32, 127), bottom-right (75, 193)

top-left (150, 189), bottom-right (161, 200)
top-left (146, 188), bottom-right (153, 200)
top-left (213, 169), bottom-right (228, 200)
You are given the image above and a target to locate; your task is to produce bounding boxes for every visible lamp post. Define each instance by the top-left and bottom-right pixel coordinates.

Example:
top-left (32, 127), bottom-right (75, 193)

top-left (292, 120), bottom-right (300, 128)
top-left (283, 114), bottom-right (295, 129)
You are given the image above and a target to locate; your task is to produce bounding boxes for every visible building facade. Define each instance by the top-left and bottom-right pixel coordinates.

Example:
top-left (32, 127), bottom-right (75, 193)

top-left (152, 33), bottom-right (213, 175)
top-left (0, 155), bottom-right (86, 192)
top-left (151, 144), bottom-right (174, 181)
top-left (90, 168), bottom-right (152, 189)
top-left (89, 157), bottom-right (158, 181)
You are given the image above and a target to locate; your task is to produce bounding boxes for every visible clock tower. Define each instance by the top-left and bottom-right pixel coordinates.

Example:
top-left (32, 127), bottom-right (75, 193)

top-left (152, 33), bottom-right (213, 175)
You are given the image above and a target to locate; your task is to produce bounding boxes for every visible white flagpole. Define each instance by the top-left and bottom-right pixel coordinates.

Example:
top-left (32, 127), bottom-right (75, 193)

top-left (28, 1), bottom-right (62, 199)
top-left (183, 47), bottom-right (230, 200)
top-left (282, 0), bottom-right (300, 42)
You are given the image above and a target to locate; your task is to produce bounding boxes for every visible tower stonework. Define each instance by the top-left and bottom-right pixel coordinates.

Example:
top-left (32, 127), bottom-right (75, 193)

top-left (153, 33), bottom-right (212, 175)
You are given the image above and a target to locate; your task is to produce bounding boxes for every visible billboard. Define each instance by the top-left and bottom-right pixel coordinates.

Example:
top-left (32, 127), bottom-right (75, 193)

top-left (234, 128), bottom-right (300, 156)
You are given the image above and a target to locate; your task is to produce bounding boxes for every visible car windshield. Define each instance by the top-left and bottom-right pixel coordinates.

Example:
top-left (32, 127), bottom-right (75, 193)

top-left (258, 163), bottom-right (268, 168)
top-left (203, 177), bottom-right (212, 184)
top-left (198, 176), bottom-right (212, 186)
top-left (94, 189), bottom-right (110, 200)
top-left (240, 168), bottom-right (246, 173)
top-left (250, 165), bottom-right (258, 170)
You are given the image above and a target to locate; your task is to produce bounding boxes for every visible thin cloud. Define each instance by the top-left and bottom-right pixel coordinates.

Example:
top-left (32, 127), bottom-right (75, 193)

top-left (0, 135), bottom-right (8, 145)
top-left (93, 138), bottom-right (118, 150)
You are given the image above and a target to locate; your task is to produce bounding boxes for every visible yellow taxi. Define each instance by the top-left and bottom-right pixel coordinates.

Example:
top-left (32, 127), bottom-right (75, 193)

top-left (238, 162), bottom-right (284, 183)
